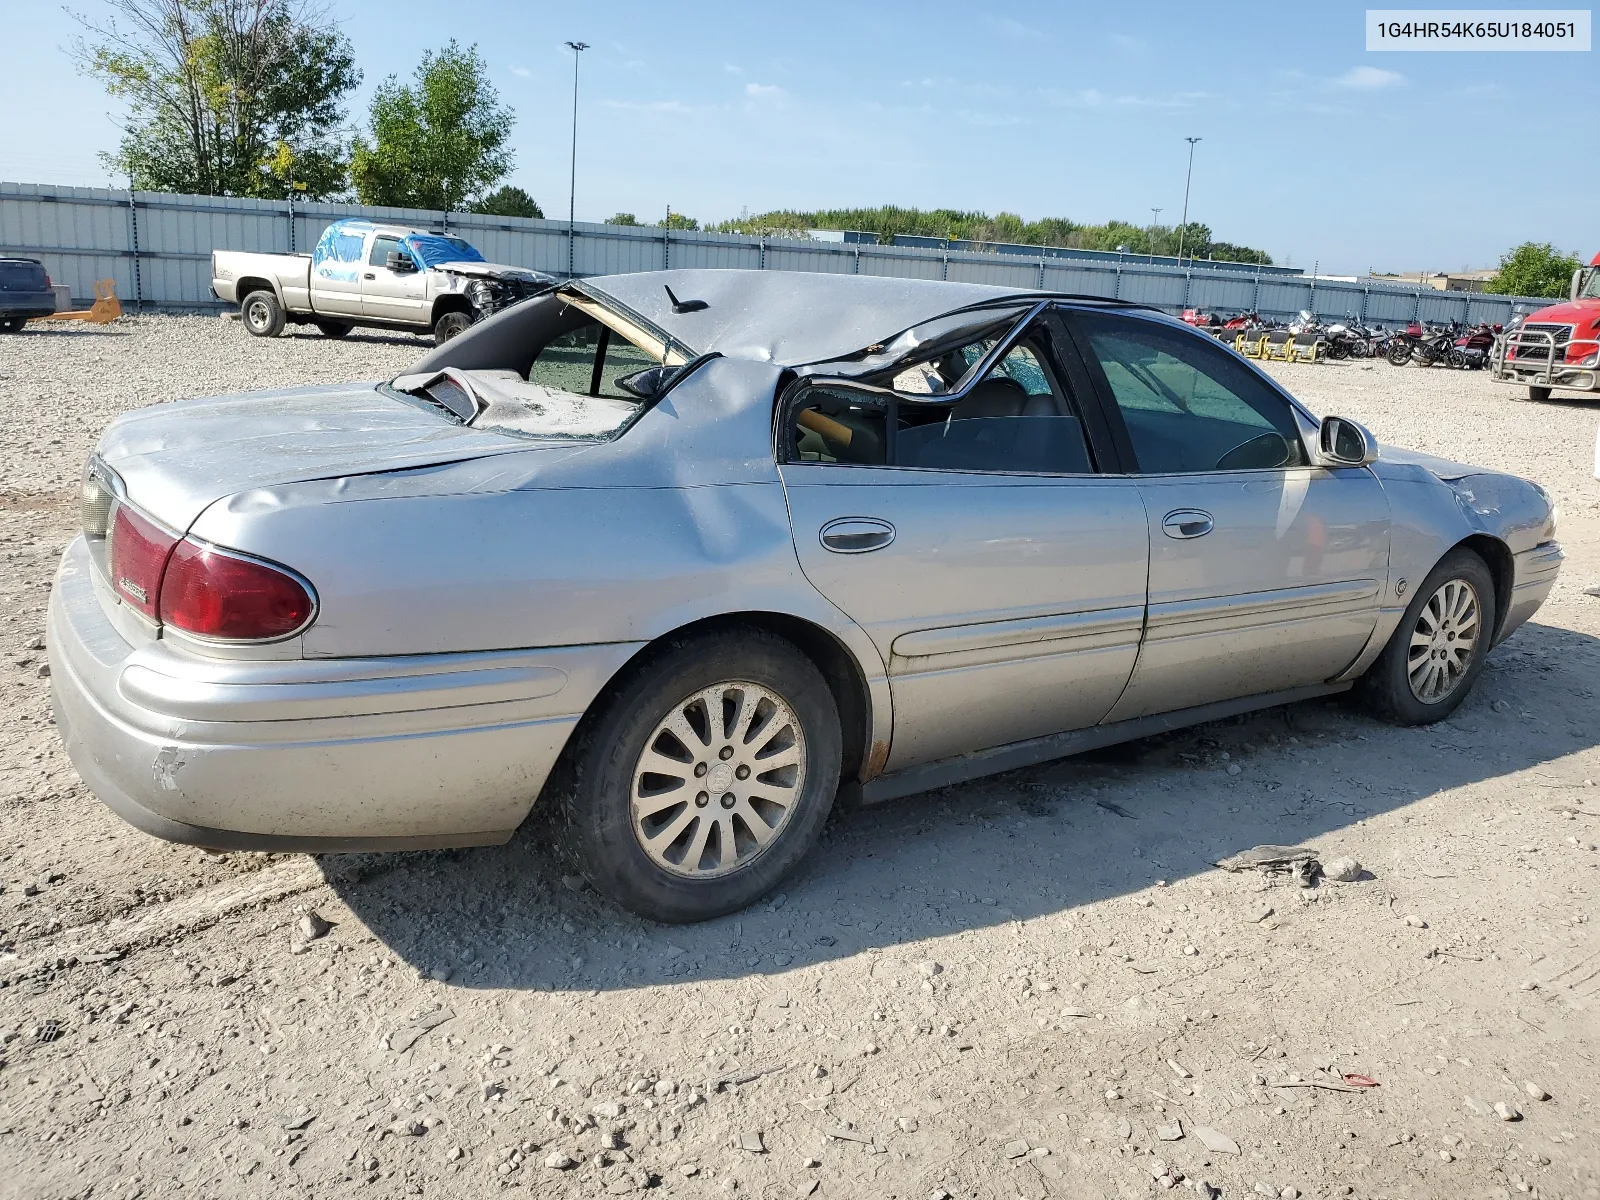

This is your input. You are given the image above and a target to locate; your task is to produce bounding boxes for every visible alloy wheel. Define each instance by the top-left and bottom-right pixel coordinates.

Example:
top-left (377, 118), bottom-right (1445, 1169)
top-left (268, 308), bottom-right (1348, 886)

top-left (1407, 578), bottom-right (1481, 703)
top-left (245, 299), bottom-right (271, 332)
top-left (629, 681), bottom-right (806, 879)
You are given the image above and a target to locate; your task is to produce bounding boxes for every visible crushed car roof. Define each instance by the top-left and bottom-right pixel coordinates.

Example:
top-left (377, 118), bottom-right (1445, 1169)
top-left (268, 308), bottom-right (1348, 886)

top-left (576, 269), bottom-right (1041, 369)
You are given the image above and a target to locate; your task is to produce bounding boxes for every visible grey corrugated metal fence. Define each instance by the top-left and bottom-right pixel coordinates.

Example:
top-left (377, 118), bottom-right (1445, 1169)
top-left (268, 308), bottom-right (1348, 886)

top-left (0, 181), bottom-right (1551, 327)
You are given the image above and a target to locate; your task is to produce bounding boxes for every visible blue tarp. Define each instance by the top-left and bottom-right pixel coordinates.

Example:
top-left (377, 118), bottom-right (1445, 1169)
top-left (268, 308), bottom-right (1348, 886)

top-left (405, 234), bottom-right (485, 269)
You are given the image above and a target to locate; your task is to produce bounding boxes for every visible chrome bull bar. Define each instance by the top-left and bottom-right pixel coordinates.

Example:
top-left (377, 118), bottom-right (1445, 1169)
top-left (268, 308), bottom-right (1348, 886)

top-left (1491, 327), bottom-right (1600, 392)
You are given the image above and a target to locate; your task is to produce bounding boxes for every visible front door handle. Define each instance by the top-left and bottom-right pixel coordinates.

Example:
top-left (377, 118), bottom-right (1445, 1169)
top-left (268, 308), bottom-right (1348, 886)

top-left (820, 517), bottom-right (896, 554)
top-left (363, 272), bottom-right (376, 280)
top-left (1162, 509), bottom-right (1214, 539)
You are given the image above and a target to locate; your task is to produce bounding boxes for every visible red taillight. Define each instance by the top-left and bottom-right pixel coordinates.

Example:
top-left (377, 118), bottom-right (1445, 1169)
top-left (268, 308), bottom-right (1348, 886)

top-left (159, 539), bottom-right (315, 641)
top-left (108, 505), bottom-right (178, 620)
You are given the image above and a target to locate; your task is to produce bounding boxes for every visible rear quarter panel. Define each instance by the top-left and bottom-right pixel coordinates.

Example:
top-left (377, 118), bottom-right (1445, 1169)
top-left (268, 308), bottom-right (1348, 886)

top-left (184, 356), bottom-right (890, 722)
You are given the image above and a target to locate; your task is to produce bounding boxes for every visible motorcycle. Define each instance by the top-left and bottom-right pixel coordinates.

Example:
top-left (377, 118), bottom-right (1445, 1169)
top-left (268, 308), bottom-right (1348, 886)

top-left (1324, 316), bottom-right (1379, 360)
top-left (1452, 322), bottom-right (1499, 370)
top-left (1389, 321), bottom-right (1468, 368)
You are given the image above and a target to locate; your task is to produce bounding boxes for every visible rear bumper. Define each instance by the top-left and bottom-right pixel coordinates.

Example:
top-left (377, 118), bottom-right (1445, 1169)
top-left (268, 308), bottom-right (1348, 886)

top-left (47, 536), bottom-right (640, 851)
top-left (3, 294), bottom-right (58, 319)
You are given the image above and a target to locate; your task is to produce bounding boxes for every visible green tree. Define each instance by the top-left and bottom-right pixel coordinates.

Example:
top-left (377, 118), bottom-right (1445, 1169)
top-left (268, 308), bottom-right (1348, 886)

top-left (605, 213), bottom-right (641, 226)
top-left (656, 212), bottom-right (699, 230)
top-left (351, 41), bottom-right (514, 211)
top-left (472, 185), bottom-right (543, 218)
top-left (707, 206), bottom-right (1270, 264)
top-left (1484, 242), bottom-right (1583, 298)
top-left (72, 0), bottom-right (359, 199)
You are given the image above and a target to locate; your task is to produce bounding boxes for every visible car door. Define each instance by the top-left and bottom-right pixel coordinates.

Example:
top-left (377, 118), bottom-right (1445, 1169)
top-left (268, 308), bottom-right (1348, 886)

top-left (778, 315), bottom-right (1149, 772)
top-left (1063, 308), bottom-right (1391, 720)
top-left (361, 234), bottom-right (429, 325)
top-left (308, 223), bottom-right (368, 317)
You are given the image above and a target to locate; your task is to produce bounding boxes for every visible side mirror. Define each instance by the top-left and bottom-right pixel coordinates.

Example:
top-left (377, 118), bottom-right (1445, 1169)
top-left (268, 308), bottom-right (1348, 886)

top-left (386, 252), bottom-right (416, 274)
top-left (1316, 415), bottom-right (1378, 467)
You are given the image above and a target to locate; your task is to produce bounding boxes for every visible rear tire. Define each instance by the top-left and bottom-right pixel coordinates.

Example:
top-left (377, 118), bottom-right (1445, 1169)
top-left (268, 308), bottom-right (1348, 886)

top-left (315, 320), bottom-right (352, 338)
top-left (433, 309), bottom-right (471, 346)
top-left (1358, 548), bottom-right (1497, 726)
top-left (1528, 386), bottom-right (1552, 402)
top-left (240, 290), bottom-right (285, 338)
top-left (1386, 340), bottom-right (1411, 366)
top-left (0, 315), bottom-right (23, 333)
top-left (562, 627), bottom-right (842, 923)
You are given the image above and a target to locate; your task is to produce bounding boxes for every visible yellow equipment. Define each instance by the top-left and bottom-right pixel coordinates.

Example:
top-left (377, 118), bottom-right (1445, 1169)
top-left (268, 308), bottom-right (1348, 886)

top-left (1262, 330), bottom-right (1295, 362)
top-left (32, 279), bottom-right (122, 325)
top-left (1234, 331), bottom-right (1268, 359)
top-left (1290, 333), bottom-right (1324, 364)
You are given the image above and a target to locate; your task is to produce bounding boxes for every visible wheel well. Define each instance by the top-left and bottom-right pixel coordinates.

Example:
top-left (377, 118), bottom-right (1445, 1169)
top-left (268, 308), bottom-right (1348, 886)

top-left (236, 278), bottom-right (276, 305)
top-left (431, 295), bottom-right (472, 325)
top-left (569, 612), bottom-right (874, 789)
top-left (1457, 533), bottom-right (1514, 641)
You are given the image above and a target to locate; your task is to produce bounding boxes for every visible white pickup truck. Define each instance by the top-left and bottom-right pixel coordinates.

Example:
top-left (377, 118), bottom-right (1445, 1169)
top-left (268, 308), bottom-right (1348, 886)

top-left (211, 217), bottom-right (556, 345)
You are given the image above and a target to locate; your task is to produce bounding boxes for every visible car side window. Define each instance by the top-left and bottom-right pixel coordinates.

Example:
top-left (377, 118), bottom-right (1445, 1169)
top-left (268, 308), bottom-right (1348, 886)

top-left (369, 236), bottom-right (402, 267)
top-left (1077, 313), bottom-right (1307, 474)
top-left (792, 387), bottom-right (889, 465)
top-left (892, 336), bottom-right (1094, 473)
top-left (789, 326), bottom-right (1096, 474)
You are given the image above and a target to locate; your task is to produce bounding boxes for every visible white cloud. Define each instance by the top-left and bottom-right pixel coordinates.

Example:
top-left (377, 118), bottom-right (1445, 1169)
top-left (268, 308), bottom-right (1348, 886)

top-left (1043, 87), bottom-right (1206, 110)
top-left (745, 82), bottom-right (784, 98)
top-left (724, 63), bottom-right (744, 74)
top-left (1109, 32), bottom-right (1146, 51)
top-left (508, 65), bottom-right (531, 78)
top-left (1334, 65), bottom-right (1405, 89)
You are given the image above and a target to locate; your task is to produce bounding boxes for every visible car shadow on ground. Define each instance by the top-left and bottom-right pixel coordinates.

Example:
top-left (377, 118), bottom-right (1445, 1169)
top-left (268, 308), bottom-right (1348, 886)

top-left (279, 328), bottom-right (428, 348)
top-left (321, 619), bottom-right (1599, 993)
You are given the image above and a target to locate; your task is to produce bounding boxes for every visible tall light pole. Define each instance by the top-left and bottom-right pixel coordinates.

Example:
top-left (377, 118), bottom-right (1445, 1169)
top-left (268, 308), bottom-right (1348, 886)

top-left (564, 41), bottom-right (589, 278)
top-left (1176, 136), bottom-right (1201, 264)
top-left (1149, 206), bottom-right (1162, 262)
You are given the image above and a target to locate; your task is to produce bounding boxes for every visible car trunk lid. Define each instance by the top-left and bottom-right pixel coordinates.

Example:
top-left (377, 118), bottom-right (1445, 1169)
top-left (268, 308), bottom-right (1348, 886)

top-left (97, 381), bottom-right (539, 532)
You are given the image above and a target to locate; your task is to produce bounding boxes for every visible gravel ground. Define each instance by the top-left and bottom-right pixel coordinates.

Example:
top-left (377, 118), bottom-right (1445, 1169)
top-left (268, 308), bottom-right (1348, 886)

top-left (2, 315), bottom-right (1598, 1200)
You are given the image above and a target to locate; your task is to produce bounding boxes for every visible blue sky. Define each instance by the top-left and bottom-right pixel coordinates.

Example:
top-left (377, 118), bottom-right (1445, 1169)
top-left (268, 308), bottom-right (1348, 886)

top-left (2, 1), bottom-right (1594, 274)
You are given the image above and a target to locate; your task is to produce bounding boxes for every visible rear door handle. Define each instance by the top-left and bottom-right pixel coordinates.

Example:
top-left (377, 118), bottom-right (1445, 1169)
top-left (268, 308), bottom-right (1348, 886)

top-left (820, 517), bottom-right (896, 554)
top-left (1162, 509), bottom-right (1214, 539)
top-left (363, 272), bottom-right (376, 280)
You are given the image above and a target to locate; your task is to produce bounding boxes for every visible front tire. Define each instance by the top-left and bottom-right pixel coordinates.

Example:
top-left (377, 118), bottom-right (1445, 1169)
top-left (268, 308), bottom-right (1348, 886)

top-left (1528, 385), bottom-right (1552, 402)
top-left (1386, 340), bottom-right (1411, 366)
top-left (240, 290), bottom-right (285, 338)
top-left (1358, 549), bottom-right (1496, 725)
top-left (433, 309), bottom-right (472, 345)
top-left (563, 627), bottom-right (842, 922)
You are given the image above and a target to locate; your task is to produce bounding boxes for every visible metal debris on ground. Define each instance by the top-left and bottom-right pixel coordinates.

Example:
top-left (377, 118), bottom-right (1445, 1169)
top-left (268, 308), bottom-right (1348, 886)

top-left (1215, 845), bottom-right (1322, 887)
top-left (1342, 1073), bottom-right (1381, 1088)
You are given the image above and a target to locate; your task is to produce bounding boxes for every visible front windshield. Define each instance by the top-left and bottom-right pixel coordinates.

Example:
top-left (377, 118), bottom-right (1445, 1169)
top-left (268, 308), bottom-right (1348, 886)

top-left (404, 233), bottom-right (485, 269)
top-left (1581, 269), bottom-right (1600, 300)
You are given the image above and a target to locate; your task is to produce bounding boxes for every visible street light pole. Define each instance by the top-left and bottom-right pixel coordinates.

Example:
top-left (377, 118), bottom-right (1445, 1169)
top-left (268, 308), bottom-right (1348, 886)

top-left (564, 40), bottom-right (589, 278)
top-left (1176, 136), bottom-right (1201, 264)
top-left (1149, 206), bottom-right (1162, 263)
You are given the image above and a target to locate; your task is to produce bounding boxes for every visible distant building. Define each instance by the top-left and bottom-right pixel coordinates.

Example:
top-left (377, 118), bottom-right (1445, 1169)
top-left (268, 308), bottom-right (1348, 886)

top-left (1365, 270), bottom-right (1498, 293)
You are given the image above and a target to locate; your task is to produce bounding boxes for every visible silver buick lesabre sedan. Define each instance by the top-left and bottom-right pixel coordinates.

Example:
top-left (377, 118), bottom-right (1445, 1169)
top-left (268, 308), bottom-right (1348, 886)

top-left (50, 270), bottom-right (1562, 921)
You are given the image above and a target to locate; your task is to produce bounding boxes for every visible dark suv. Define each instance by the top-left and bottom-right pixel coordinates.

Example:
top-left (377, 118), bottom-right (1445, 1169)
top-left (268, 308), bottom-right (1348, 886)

top-left (1, 258), bottom-right (56, 331)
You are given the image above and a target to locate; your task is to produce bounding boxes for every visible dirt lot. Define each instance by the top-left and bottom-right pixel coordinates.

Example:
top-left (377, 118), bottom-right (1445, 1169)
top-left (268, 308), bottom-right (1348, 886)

top-left (2, 316), bottom-right (1598, 1200)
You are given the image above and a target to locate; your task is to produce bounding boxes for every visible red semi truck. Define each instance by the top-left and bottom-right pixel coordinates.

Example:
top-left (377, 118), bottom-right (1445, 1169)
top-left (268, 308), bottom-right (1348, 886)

top-left (1490, 251), bottom-right (1600, 401)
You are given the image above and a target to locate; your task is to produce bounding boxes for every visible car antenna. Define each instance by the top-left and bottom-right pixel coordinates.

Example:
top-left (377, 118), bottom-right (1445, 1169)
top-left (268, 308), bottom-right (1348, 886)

top-left (664, 285), bottom-right (708, 314)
